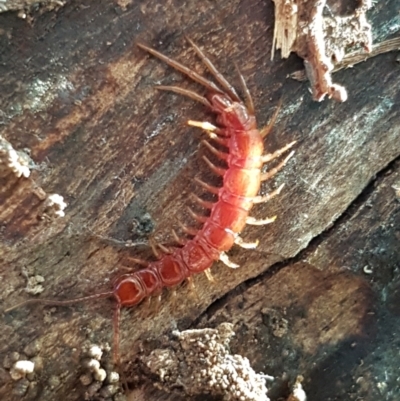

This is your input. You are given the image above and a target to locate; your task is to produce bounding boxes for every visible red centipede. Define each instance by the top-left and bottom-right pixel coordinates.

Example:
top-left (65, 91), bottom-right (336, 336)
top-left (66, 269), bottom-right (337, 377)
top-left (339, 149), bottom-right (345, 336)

top-left (6, 37), bottom-right (295, 364)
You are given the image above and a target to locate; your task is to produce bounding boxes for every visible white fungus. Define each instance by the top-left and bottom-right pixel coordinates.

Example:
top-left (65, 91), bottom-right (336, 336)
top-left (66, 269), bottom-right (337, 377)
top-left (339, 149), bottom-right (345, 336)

top-left (10, 360), bottom-right (35, 381)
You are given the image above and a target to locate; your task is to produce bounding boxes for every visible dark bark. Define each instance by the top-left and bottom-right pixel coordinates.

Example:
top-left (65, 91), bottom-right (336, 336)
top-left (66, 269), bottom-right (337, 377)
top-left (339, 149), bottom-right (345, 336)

top-left (0, 0), bottom-right (399, 400)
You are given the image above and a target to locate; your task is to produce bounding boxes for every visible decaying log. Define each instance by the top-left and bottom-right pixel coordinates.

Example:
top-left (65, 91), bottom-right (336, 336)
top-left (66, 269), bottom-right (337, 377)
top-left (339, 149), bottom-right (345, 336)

top-left (0, 0), bottom-right (399, 400)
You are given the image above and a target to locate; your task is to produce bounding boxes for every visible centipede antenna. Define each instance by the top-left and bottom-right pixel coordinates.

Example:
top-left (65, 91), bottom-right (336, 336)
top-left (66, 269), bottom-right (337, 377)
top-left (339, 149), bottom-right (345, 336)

top-left (202, 140), bottom-right (229, 160)
top-left (235, 63), bottom-right (255, 115)
top-left (202, 155), bottom-right (226, 176)
top-left (261, 141), bottom-right (297, 163)
top-left (4, 291), bottom-right (114, 314)
top-left (260, 99), bottom-right (283, 138)
top-left (194, 177), bottom-right (220, 195)
top-left (155, 85), bottom-right (212, 108)
top-left (137, 43), bottom-right (225, 95)
top-left (185, 37), bottom-right (241, 102)
top-left (261, 150), bottom-right (295, 181)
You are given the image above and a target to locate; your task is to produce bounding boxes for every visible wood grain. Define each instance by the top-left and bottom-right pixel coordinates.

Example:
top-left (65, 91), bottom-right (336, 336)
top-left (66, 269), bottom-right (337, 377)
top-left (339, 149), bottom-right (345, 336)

top-left (0, 0), bottom-right (399, 400)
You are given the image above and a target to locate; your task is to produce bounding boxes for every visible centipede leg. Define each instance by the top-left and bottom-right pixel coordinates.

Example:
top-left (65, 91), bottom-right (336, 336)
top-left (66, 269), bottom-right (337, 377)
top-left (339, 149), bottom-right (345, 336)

top-left (202, 140), bottom-right (229, 160)
top-left (203, 155), bottom-right (226, 176)
top-left (158, 243), bottom-right (172, 254)
top-left (120, 257), bottom-right (149, 269)
top-left (219, 252), bottom-right (240, 269)
top-left (149, 292), bottom-right (163, 315)
top-left (260, 99), bottom-right (283, 138)
top-left (235, 63), bottom-right (255, 115)
top-left (252, 183), bottom-right (285, 204)
top-left (149, 239), bottom-right (162, 259)
top-left (188, 120), bottom-right (230, 146)
top-left (186, 276), bottom-right (200, 300)
top-left (178, 220), bottom-right (199, 236)
top-left (188, 120), bottom-right (220, 134)
top-left (194, 177), bottom-right (220, 195)
top-left (187, 206), bottom-right (208, 224)
top-left (204, 268), bottom-right (215, 282)
top-left (171, 229), bottom-right (187, 246)
top-left (142, 296), bottom-right (152, 318)
top-left (246, 216), bottom-right (277, 225)
top-left (149, 239), bottom-right (172, 259)
top-left (190, 193), bottom-right (214, 209)
top-left (261, 141), bottom-right (296, 163)
top-left (261, 150), bottom-right (295, 182)
top-left (234, 236), bottom-right (259, 249)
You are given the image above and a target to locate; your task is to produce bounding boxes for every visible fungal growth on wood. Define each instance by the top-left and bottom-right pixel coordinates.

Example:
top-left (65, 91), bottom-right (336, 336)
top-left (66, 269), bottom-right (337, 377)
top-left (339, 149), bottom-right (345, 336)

top-left (0, 134), bottom-right (67, 222)
top-left (141, 323), bottom-right (272, 401)
top-left (0, 135), bottom-right (31, 179)
top-left (287, 376), bottom-right (307, 401)
top-left (79, 344), bottom-right (124, 401)
top-left (40, 193), bottom-right (67, 219)
top-left (271, 0), bottom-right (373, 101)
top-left (3, 340), bottom-right (43, 398)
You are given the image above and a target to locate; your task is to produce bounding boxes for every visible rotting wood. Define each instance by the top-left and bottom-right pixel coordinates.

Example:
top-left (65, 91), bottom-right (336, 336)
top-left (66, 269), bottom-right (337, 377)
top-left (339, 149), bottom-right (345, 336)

top-left (271, 0), bottom-right (373, 101)
top-left (0, 0), bottom-right (399, 400)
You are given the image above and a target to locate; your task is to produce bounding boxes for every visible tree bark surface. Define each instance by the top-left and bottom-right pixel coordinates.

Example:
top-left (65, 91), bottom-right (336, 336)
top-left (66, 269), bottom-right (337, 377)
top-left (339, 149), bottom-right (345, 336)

top-left (0, 0), bottom-right (399, 400)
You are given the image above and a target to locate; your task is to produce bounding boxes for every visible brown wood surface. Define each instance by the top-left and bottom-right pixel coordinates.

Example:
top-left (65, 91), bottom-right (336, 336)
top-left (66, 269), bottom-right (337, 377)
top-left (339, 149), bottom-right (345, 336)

top-left (0, 0), bottom-right (399, 400)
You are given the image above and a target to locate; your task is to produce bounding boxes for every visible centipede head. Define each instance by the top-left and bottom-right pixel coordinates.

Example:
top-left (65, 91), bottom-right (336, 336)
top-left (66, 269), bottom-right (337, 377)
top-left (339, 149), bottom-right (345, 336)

top-left (209, 93), bottom-right (256, 130)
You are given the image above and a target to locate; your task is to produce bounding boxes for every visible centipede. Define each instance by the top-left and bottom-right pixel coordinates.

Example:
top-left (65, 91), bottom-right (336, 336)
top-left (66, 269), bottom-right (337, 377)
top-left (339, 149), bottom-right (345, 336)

top-left (6, 37), bottom-right (295, 365)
